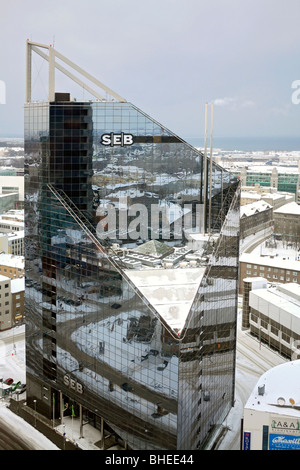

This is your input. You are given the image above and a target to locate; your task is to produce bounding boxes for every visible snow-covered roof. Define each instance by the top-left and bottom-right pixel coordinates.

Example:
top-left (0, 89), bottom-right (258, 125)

top-left (241, 191), bottom-right (261, 199)
top-left (245, 360), bottom-right (300, 417)
top-left (274, 201), bottom-right (300, 215)
top-left (246, 165), bottom-right (299, 174)
top-left (249, 283), bottom-right (300, 318)
top-left (240, 200), bottom-right (272, 217)
top-left (11, 277), bottom-right (25, 294)
top-left (240, 253), bottom-right (300, 271)
top-left (0, 253), bottom-right (24, 269)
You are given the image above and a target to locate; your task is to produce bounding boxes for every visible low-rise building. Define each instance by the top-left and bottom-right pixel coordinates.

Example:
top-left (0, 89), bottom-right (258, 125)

top-left (241, 186), bottom-right (295, 209)
top-left (239, 252), bottom-right (300, 293)
top-left (0, 231), bottom-right (24, 256)
top-left (11, 277), bottom-right (25, 325)
top-left (243, 360), bottom-right (300, 450)
top-left (0, 175), bottom-right (24, 202)
top-left (273, 202), bottom-right (300, 244)
top-left (240, 200), bottom-right (273, 239)
top-left (243, 280), bottom-right (300, 359)
top-left (0, 274), bottom-right (12, 331)
top-left (0, 193), bottom-right (19, 214)
top-left (0, 253), bottom-right (24, 279)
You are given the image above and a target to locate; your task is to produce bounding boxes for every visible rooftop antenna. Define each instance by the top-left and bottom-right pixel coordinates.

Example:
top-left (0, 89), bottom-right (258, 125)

top-left (208, 102), bottom-right (214, 235)
top-left (203, 103), bottom-right (208, 234)
top-left (202, 102), bottom-right (214, 235)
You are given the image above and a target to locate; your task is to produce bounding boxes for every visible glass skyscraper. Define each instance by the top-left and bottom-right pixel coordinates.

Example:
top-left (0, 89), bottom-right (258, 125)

top-left (24, 90), bottom-right (240, 450)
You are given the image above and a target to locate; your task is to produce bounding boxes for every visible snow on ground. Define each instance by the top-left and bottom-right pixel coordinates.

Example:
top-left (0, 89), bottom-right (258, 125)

top-left (0, 402), bottom-right (59, 450)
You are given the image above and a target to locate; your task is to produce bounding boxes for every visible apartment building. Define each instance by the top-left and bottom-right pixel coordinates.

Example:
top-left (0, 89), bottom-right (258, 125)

top-left (240, 200), bottom-right (273, 239)
top-left (0, 231), bottom-right (24, 256)
top-left (273, 202), bottom-right (300, 243)
top-left (11, 277), bottom-right (25, 325)
top-left (247, 282), bottom-right (300, 359)
top-left (0, 274), bottom-right (12, 331)
top-left (239, 252), bottom-right (300, 293)
top-left (0, 253), bottom-right (24, 279)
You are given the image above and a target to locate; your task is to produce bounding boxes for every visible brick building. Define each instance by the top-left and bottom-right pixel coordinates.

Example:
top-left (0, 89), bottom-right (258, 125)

top-left (239, 252), bottom-right (300, 293)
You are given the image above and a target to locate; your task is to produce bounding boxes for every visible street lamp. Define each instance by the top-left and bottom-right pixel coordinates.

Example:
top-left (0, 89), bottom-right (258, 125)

top-left (33, 399), bottom-right (37, 427)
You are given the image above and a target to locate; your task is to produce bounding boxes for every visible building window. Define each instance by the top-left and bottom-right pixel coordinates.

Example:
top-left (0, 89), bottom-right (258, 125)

top-left (271, 325), bottom-right (278, 336)
top-left (282, 331), bottom-right (290, 343)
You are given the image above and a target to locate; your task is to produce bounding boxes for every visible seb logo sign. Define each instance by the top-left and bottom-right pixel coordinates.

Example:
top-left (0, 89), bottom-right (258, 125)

top-left (63, 374), bottom-right (84, 394)
top-left (100, 132), bottom-right (134, 147)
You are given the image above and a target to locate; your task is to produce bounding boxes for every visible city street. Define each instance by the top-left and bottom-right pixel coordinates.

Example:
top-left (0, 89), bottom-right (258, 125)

top-left (217, 306), bottom-right (286, 450)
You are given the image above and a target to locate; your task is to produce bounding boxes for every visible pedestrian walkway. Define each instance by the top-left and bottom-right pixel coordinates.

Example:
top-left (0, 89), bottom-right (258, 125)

top-left (55, 415), bottom-right (123, 450)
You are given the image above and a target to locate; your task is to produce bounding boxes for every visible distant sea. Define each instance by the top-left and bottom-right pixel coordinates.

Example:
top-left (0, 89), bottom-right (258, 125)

top-left (186, 136), bottom-right (300, 152)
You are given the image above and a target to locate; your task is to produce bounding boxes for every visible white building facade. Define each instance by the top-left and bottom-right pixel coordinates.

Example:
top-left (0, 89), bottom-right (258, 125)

top-left (248, 283), bottom-right (300, 360)
top-left (243, 361), bottom-right (300, 450)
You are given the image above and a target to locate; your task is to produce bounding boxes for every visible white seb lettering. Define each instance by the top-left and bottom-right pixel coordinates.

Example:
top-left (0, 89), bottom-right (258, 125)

top-left (100, 132), bottom-right (134, 147)
top-left (63, 375), bottom-right (84, 394)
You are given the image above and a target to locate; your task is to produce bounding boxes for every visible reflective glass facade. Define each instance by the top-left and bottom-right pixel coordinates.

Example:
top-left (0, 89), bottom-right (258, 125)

top-left (24, 96), bottom-right (240, 450)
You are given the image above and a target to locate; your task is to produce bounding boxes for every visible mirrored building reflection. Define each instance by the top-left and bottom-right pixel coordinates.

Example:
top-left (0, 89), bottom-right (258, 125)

top-left (25, 86), bottom-right (240, 449)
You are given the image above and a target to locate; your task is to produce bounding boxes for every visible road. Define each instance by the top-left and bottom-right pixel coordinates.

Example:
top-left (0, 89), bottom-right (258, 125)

top-left (0, 419), bottom-right (33, 450)
top-left (217, 308), bottom-right (286, 450)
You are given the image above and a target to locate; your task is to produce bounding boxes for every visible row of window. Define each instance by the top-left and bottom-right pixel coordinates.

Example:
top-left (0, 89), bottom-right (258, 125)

top-left (246, 263), bottom-right (298, 274)
top-left (246, 270), bottom-right (298, 282)
top-left (250, 309), bottom-right (300, 343)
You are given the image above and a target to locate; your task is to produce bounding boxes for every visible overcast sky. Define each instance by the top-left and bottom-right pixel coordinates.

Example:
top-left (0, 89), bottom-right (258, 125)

top-left (0, 0), bottom-right (300, 142)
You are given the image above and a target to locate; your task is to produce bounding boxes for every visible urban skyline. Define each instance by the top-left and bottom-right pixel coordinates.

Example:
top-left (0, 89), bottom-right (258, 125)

top-left (0, 2), bottom-right (299, 452)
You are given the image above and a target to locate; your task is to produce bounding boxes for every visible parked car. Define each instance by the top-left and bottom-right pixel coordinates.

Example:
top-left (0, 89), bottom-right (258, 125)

top-left (4, 378), bottom-right (13, 385)
top-left (121, 383), bottom-right (133, 392)
top-left (15, 383), bottom-right (26, 395)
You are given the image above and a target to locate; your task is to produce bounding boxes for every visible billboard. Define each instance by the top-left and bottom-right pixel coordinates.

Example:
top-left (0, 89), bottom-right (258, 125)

top-left (269, 434), bottom-right (300, 450)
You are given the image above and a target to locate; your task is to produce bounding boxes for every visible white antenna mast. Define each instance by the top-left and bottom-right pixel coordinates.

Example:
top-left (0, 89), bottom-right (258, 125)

top-left (26, 39), bottom-right (126, 103)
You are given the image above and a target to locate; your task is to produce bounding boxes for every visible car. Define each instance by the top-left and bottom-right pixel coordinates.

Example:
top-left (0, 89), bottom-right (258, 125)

top-left (121, 383), bottom-right (133, 392)
top-left (15, 384), bottom-right (26, 395)
top-left (4, 378), bottom-right (13, 385)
